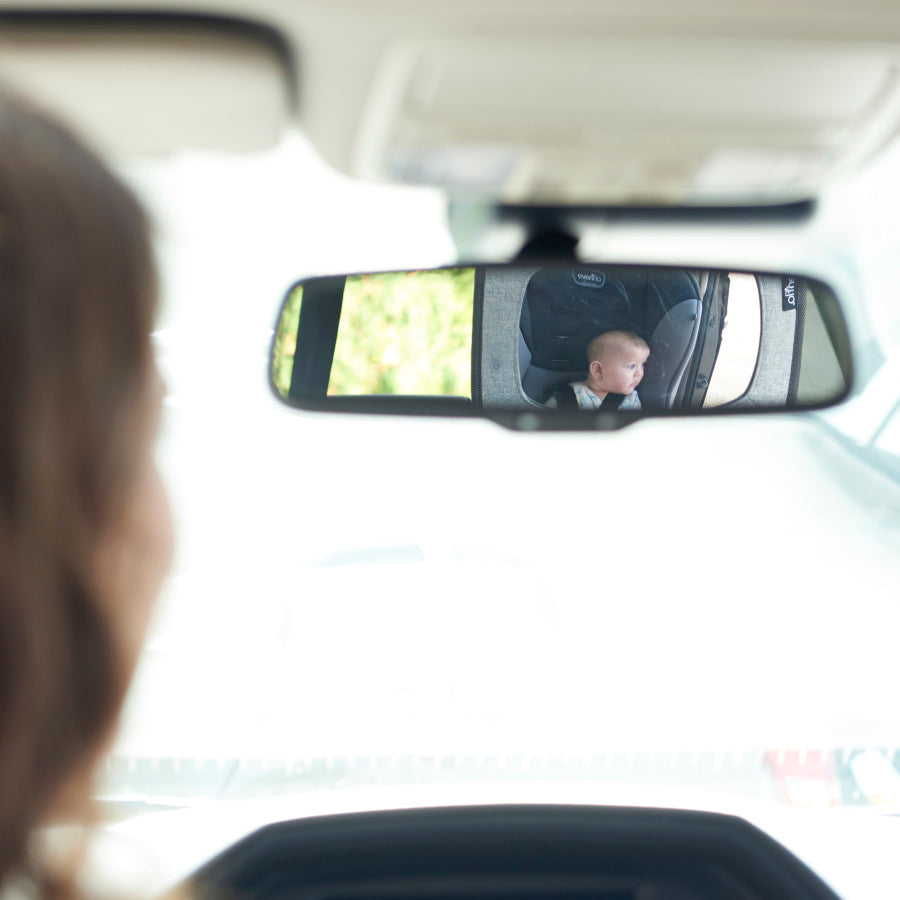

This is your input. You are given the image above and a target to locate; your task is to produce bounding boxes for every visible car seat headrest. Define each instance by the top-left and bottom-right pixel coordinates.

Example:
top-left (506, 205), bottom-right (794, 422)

top-left (520, 266), bottom-right (648, 372)
top-left (518, 266), bottom-right (703, 406)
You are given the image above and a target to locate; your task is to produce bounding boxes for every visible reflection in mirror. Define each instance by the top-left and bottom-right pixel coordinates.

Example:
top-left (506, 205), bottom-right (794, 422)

top-left (270, 264), bottom-right (852, 423)
top-left (703, 274), bottom-right (760, 407)
top-left (272, 269), bottom-right (474, 400)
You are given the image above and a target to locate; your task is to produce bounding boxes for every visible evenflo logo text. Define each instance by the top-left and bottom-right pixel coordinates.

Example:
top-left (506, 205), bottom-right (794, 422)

top-left (572, 269), bottom-right (607, 289)
top-left (782, 277), bottom-right (797, 311)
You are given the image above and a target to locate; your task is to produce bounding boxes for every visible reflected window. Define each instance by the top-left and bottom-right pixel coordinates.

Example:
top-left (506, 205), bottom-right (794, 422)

top-left (796, 285), bottom-right (848, 405)
top-left (703, 273), bottom-right (761, 407)
top-left (271, 269), bottom-right (475, 400)
top-left (330, 269), bottom-right (474, 397)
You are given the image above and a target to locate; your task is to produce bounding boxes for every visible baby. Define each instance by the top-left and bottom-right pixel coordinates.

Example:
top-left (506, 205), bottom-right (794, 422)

top-left (545, 330), bottom-right (650, 410)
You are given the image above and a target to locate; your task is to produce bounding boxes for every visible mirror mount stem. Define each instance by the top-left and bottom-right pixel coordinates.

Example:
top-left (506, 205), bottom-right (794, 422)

top-left (514, 229), bottom-right (579, 262)
top-left (448, 198), bottom-right (817, 263)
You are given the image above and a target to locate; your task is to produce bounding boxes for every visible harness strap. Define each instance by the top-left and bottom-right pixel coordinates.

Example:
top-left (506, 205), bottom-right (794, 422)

top-left (553, 383), bottom-right (579, 410)
top-left (549, 384), bottom-right (626, 410)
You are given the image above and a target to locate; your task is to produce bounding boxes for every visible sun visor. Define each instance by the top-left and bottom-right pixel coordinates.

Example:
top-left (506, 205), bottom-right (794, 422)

top-left (352, 33), bottom-right (900, 205)
top-left (0, 15), bottom-right (294, 157)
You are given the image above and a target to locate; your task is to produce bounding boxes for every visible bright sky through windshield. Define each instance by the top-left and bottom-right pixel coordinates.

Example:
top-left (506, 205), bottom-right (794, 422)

top-left (109, 129), bottom-right (900, 814)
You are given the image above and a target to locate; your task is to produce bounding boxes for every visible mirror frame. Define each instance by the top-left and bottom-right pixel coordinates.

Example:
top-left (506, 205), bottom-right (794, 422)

top-left (269, 261), bottom-right (854, 432)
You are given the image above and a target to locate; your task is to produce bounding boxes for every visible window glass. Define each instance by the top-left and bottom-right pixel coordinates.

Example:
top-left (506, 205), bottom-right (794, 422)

top-left (703, 273), bottom-right (761, 407)
top-left (329, 268), bottom-right (475, 396)
top-left (271, 284), bottom-right (302, 398)
top-left (797, 285), bottom-right (848, 405)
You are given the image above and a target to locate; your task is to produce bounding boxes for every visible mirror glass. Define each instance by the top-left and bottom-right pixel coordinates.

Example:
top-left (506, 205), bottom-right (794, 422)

top-left (273, 269), bottom-right (475, 400)
top-left (271, 264), bottom-right (851, 425)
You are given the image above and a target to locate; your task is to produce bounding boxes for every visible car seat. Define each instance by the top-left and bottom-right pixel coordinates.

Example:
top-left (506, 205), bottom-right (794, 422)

top-left (516, 266), bottom-right (704, 410)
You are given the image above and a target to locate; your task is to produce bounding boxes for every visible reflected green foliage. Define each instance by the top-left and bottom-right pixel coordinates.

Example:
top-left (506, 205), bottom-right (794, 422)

top-left (271, 284), bottom-right (303, 397)
top-left (330, 268), bottom-right (474, 396)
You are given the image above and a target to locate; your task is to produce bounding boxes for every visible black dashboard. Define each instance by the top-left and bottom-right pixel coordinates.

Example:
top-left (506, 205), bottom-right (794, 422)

top-left (193, 804), bottom-right (841, 900)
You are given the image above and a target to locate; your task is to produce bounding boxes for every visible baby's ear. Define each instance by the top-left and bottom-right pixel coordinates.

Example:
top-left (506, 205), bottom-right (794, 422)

top-left (589, 359), bottom-right (603, 377)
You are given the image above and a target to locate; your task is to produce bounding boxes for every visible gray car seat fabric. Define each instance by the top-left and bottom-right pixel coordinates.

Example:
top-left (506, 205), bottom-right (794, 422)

top-left (518, 266), bottom-right (703, 410)
top-left (480, 267), bottom-right (538, 409)
top-left (730, 275), bottom-right (805, 408)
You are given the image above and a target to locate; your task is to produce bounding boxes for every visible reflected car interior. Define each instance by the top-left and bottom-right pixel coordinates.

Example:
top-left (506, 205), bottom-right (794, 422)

top-left (271, 264), bottom-right (852, 426)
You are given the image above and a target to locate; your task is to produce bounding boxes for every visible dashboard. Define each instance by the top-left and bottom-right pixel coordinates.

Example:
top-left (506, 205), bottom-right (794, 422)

top-left (193, 804), bottom-right (841, 900)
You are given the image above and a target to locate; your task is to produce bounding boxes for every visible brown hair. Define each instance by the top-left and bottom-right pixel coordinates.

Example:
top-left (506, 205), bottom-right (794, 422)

top-left (0, 88), bottom-right (156, 890)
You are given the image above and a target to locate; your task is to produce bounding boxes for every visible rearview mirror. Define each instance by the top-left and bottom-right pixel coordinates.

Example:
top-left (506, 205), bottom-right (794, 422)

top-left (270, 264), bottom-right (852, 430)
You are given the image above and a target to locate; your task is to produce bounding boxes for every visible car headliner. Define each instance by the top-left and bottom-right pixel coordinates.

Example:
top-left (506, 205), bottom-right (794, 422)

top-left (3, 1), bottom-right (900, 204)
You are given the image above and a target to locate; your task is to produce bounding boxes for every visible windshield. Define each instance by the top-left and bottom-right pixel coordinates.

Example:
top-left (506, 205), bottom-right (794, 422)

top-left (103, 130), bottom-right (900, 822)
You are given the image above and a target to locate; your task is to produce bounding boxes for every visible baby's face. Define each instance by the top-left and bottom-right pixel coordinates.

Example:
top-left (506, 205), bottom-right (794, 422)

top-left (595, 343), bottom-right (649, 395)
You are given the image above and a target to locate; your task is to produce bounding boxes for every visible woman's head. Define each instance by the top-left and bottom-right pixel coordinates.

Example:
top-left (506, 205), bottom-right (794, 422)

top-left (0, 87), bottom-right (171, 882)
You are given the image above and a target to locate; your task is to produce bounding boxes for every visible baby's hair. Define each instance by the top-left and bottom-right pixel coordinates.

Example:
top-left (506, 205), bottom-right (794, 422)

top-left (586, 330), bottom-right (649, 364)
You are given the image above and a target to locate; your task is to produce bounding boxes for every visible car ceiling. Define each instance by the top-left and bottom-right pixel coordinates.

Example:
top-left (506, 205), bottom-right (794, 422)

top-left (3, 0), bottom-right (900, 205)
